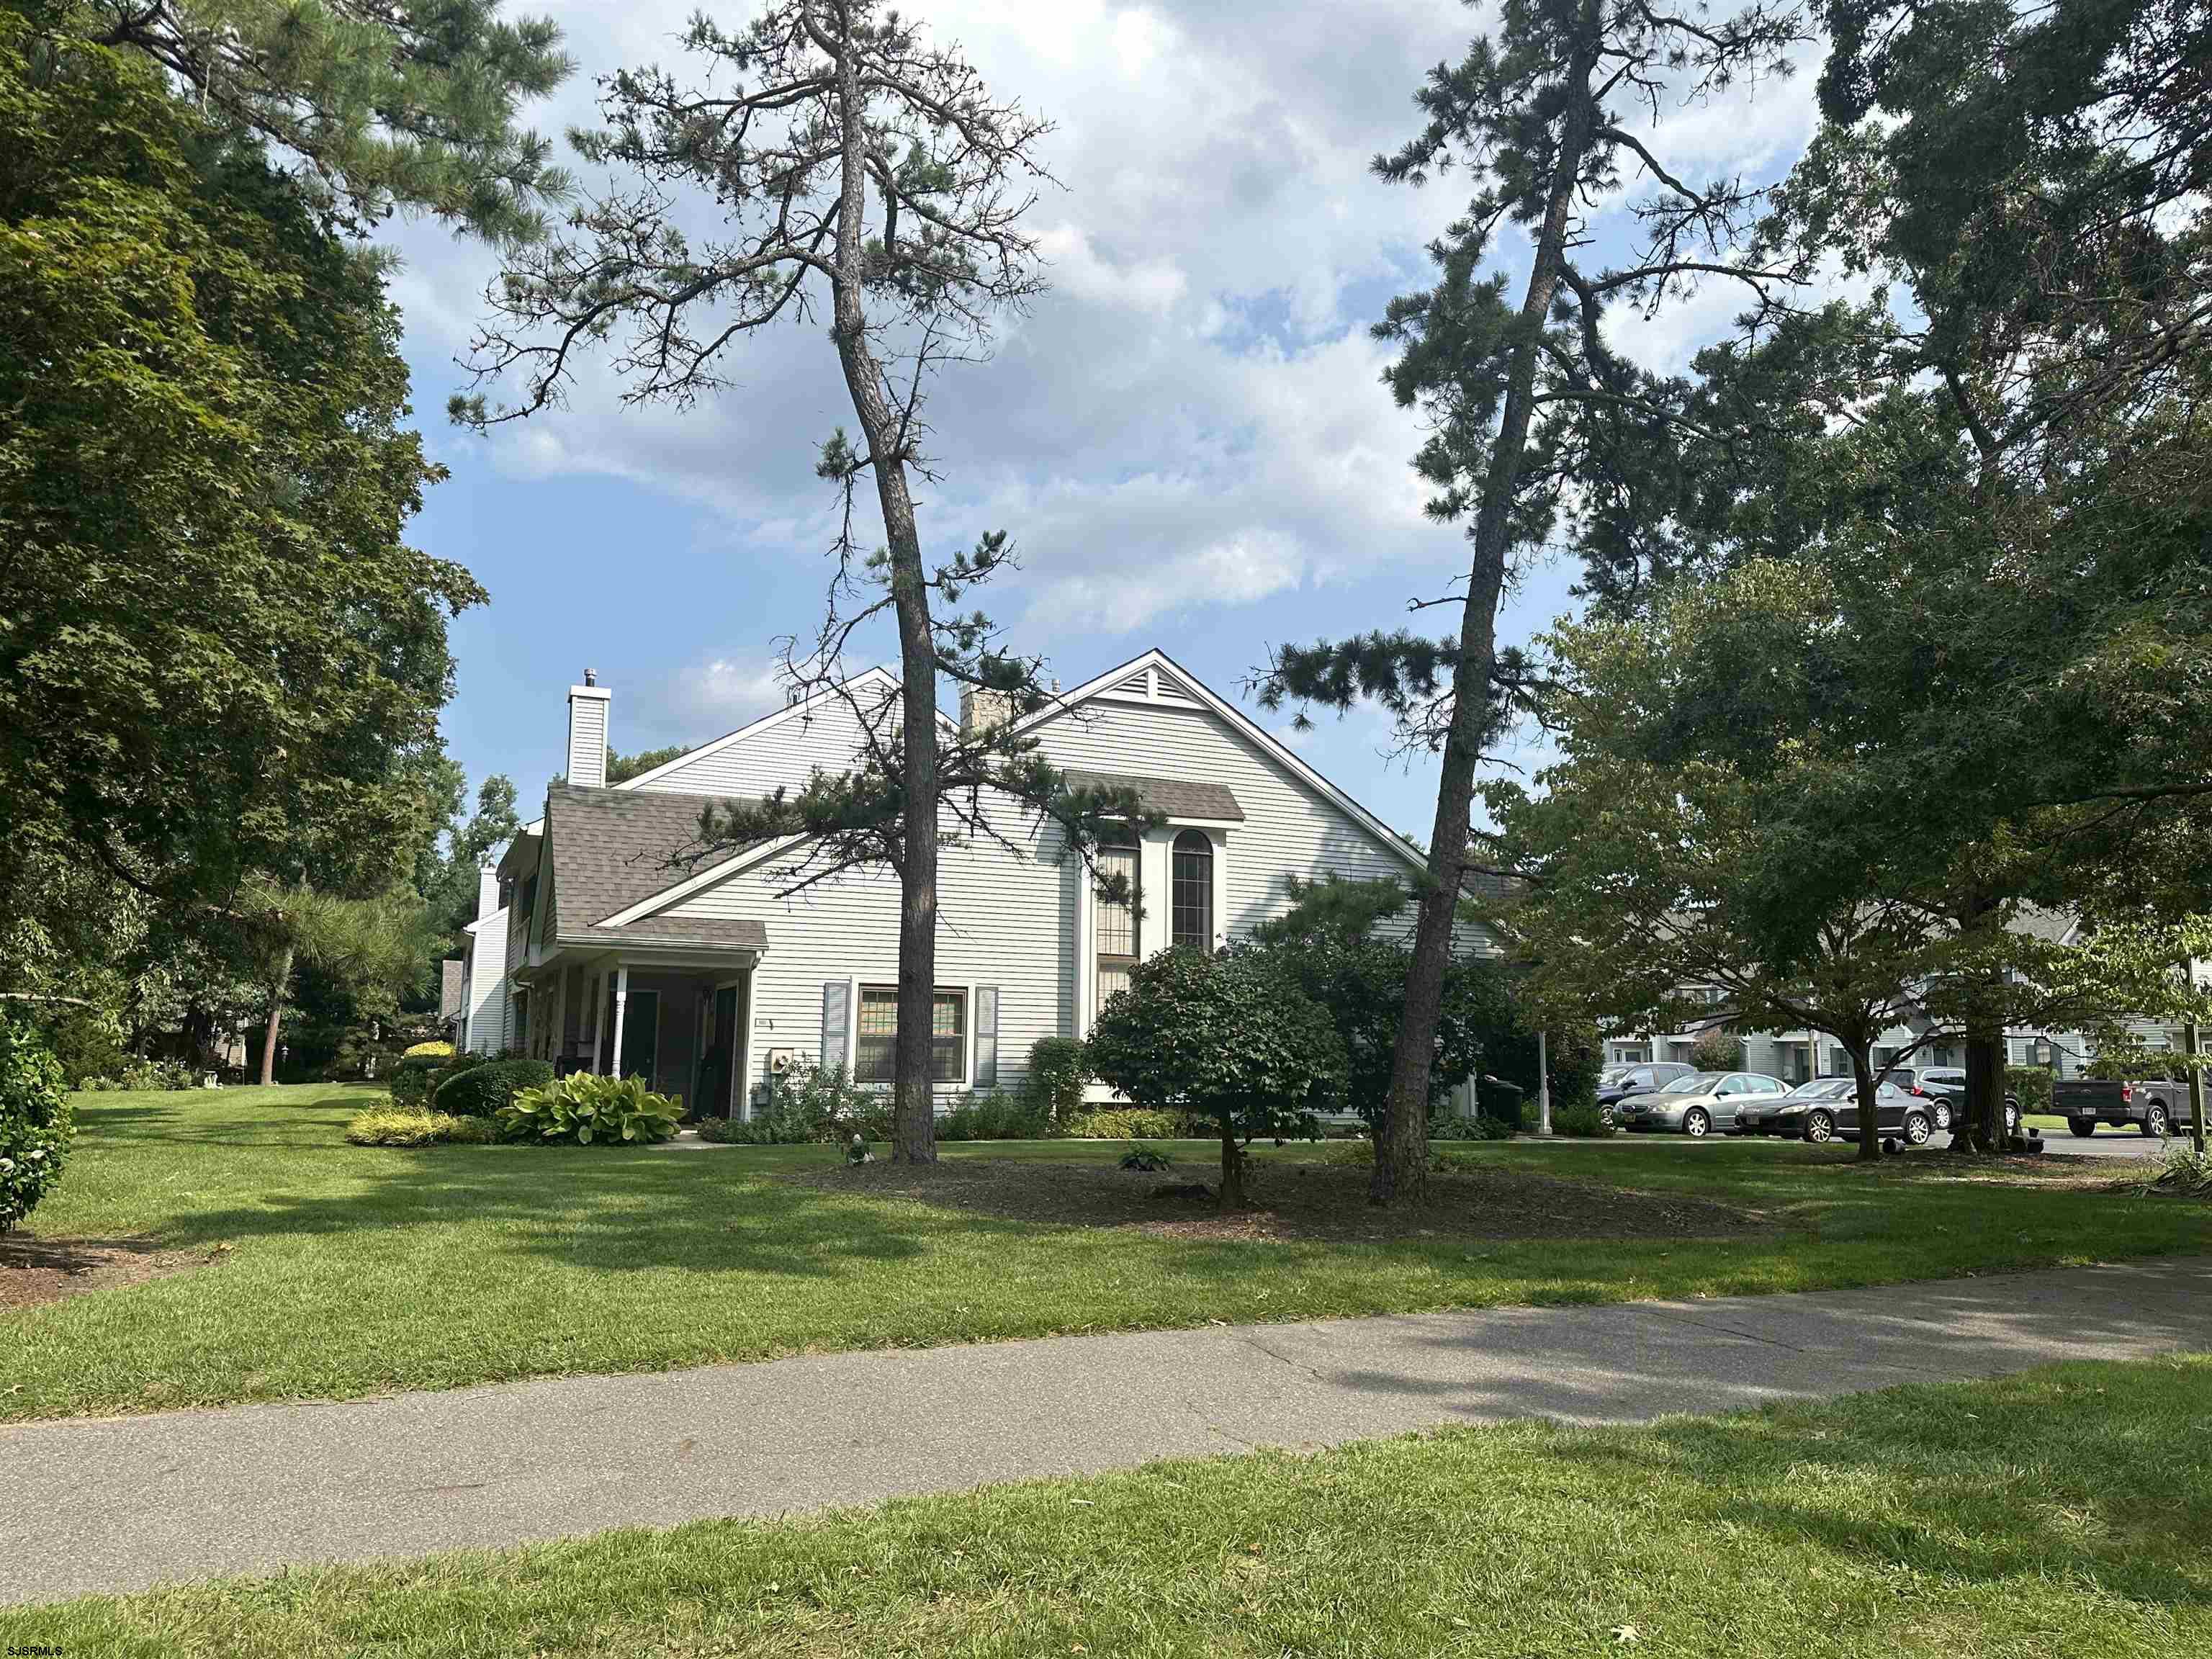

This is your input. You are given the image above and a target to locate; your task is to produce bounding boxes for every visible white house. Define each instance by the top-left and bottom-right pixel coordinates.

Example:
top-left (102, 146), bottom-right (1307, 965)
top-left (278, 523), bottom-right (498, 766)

top-left (462, 649), bottom-right (1479, 1117)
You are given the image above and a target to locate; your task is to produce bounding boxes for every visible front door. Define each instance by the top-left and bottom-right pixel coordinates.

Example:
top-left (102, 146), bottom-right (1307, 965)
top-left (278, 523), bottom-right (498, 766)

top-left (696, 983), bottom-right (741, 1120)
top-left (616, 989), bottom-right (660, 1088)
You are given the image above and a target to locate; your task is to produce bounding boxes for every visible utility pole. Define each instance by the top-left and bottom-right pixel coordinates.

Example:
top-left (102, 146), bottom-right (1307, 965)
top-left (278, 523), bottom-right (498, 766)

top-left (2186, 1019), bottom-right (2205, 1157)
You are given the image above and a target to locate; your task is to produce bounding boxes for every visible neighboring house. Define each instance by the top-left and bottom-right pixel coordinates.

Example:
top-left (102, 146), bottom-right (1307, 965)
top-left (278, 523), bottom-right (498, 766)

top-left (472, 650), bottom-right (1483, 1118)
top-left (1603, 912), bottom-right (2098, 1080)
top-left (457, 858), bottom-right (511, 1056)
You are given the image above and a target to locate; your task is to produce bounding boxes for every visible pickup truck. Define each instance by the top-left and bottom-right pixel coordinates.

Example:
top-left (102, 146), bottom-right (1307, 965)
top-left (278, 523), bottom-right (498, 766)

top-left (2053, 1076), bottom-right (2200, 1137)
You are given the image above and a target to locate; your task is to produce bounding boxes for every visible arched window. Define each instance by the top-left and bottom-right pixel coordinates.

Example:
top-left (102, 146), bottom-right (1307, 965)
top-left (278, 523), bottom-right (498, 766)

top-left (1171, 830), bottom-right (1214, 949)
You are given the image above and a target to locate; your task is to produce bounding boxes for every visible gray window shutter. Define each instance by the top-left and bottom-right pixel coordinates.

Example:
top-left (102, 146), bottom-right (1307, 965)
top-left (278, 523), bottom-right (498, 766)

top-left (822, 982), bottom-right (850, 1073)
top-left (975, 986), bottom-right (999, 1088)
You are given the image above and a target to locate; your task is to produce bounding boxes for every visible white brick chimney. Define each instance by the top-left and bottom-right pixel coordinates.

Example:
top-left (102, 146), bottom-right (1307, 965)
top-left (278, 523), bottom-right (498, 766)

top-left (567, 669), bottom-right (611, 788)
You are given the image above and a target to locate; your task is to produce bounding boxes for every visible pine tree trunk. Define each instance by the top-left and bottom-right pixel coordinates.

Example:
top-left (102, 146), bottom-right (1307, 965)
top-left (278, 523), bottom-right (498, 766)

top-left (257, 946), bottom-right (292, 1087)
top-left (1848, 1038), bottom-right (1882, 1163)
top-left (1373, 42), bottom-right (1597, 1208)
top-left (829, 16), bottom-right (938, 1164)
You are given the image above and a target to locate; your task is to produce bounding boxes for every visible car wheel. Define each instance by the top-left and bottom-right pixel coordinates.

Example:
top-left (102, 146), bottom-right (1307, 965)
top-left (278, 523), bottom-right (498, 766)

top-left (2004, 1100), bottom-right (2020, 1136)
top-left (2067, 1118), bottom-right (2098, 1138)
top-left (1902, 1111), bottom-right (1932, 1146)
top-left (1683, 1107), bottom-right (1711, 1138)
top-left (1804, 1108), bottom-right (1836, 1144)
top-left (2144, 1102), bottom-right (2171, 1138)
top-left (1931, 1100), bottom-right (1952, 1131)
top-left (1599, 1103), bottom-right (1616, 1129)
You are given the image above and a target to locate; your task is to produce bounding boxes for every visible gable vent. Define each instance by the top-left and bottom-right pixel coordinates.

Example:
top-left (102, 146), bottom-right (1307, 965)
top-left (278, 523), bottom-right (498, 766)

top-left (1111, 668), bottom-right (1151, 697)
top-left (1154, 667), bottom-right (1198, 703)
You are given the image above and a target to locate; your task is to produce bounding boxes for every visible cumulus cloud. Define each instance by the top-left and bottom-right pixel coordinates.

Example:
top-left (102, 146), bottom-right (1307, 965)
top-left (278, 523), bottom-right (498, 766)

top-left (408, 0), bottom-right (1829, 826)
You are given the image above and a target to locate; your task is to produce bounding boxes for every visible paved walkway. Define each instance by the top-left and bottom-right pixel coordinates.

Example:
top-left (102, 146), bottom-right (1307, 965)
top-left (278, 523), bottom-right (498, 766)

top-left (5, 1257), bottom-right (2209, 1605)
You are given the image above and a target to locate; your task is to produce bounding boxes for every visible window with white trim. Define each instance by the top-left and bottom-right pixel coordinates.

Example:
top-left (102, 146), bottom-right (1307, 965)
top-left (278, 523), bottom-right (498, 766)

top-left (1095, 842), bottom-right (1139, 1014)
top-left (1170, 830), bottom-right (1213, 950)
top-left (854, 986), bottom-right (968, 1084)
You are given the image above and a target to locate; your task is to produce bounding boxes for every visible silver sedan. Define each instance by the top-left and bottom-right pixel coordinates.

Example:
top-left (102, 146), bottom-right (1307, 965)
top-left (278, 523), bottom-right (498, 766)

top-left (1615, 1071), bottom-right (1791, 1137)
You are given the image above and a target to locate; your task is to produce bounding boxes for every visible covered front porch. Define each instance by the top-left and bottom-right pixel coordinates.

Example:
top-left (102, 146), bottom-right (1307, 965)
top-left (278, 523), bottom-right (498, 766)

top-left (519, 946), bottom-right (763, 1120)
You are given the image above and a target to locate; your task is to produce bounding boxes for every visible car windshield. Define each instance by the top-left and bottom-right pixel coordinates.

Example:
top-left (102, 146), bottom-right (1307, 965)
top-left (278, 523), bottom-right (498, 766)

top-left (1786, 1079), bottom-right (1854, 1100)
top-left (1599, 1066), bottom-right (1632, 1087)
top-left (1657, 1072), bottom-right (1725, 1095)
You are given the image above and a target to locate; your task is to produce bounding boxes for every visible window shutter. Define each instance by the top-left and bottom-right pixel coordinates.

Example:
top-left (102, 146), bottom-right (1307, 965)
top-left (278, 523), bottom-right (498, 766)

top-left (975, 986), bottom-right (999, 1088)
top-left (822, 982), bottom-right (850, 1072)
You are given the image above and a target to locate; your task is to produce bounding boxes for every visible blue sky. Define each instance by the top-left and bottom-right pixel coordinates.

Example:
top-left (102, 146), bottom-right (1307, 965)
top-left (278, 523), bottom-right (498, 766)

top-left (393, 1), bottom-right (1825, 840)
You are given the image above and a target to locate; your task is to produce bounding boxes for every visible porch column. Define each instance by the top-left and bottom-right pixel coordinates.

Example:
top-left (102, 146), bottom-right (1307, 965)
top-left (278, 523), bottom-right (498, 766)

top-left (588, 974), bottom-right (604, 1076)
top-left (610, 964), bottom-right (629, 1081)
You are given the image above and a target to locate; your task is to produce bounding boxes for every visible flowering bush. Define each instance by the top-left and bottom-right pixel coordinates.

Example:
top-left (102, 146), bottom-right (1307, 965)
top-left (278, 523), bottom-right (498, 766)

top-left (0, 1020), bottom-right (73, 1231)
top-left (403, 1040), bottom-right (455, 1059)
top-left (498, 1073), bottom-right (683, 1146)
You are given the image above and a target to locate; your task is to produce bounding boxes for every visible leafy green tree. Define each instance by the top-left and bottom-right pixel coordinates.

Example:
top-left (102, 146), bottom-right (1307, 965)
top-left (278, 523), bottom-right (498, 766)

top-left (81, 0), bottom-right (572, 242)
top-left (1085, 949), bottom-right (1346, 1208)
top-left (240, 878), bottom-right (440, 1084)
top-left (0, 13), bottom-right (483, 932)
top-left (1256, 0), bottom-right (1809, 1203)
top-left (460, 1), bottom-right (1148, 1163)
top-left (605, 746), bottom-right (687, 786)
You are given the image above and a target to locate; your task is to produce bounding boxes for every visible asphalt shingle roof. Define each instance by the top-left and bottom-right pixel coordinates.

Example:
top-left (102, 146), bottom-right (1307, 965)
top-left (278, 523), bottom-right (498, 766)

top-left (544, 784), bottom-right (767, 950)
top-left (1061, 768), bottom-right (1244, 822)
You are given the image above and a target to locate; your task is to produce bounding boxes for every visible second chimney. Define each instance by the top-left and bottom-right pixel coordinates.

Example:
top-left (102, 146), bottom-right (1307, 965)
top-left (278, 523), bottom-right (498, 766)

top-left (567, 673), bottom-right (611, 788)
top-left (959, 685), bottom-right (1017, 737)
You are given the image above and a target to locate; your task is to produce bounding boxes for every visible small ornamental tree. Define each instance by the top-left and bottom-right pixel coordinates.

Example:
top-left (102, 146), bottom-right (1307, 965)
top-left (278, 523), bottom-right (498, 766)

top-left (0, 1020), bottom-right (73, 1232)
top-left (1689, 1030), bottom-right (1743, 1074)
top-left (1084, 950), bottom-right (1346, 1208)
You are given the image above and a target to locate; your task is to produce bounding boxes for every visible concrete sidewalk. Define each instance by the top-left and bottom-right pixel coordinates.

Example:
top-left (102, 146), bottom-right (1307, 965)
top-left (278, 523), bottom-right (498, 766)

top-left (5, 1256), bottom-right (2208, 1605)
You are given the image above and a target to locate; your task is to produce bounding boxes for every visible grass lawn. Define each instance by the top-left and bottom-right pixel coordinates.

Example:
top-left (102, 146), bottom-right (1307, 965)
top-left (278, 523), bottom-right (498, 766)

top-left (4, 1083), bottom-right (2207, 1424)
top-left (7, 1355), bottom-right (2208, 1655)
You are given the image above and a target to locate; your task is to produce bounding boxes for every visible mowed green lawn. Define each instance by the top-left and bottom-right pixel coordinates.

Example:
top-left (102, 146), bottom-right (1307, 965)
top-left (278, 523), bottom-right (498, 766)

top-left (6, 1083), bottom-right (2208, 1424)
top-left (9, 1357), bottom-right (2208, 1656)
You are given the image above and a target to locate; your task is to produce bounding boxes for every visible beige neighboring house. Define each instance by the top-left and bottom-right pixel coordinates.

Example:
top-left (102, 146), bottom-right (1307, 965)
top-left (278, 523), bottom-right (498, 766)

top-left (462, 650), bottom-right (1491, 1119)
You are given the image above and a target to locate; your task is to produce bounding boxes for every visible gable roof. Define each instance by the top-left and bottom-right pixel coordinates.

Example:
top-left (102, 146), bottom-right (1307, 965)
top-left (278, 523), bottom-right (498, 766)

top-left (1061, 768), bottom-right (1244, 823)
top-left (543, 784), bottom-right (762, 935)
top-left (1022, 648), bottom-right (1428, 877)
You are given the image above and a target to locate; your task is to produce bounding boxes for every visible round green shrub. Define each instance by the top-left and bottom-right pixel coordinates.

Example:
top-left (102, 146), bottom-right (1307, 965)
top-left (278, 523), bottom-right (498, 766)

top-left (1022, 1036), bottom-right (1091, 1129)
top-left (433, 1058), bottom-right (554, 1118)
top-left (387, 1053), bottom-right (446, 1107)
top-left (0, 1020), bottom-right (74, 1231)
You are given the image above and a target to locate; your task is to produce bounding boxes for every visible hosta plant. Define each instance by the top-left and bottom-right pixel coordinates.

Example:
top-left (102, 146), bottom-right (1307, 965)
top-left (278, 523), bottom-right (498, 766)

top-left (498, 1074), bottom-right (683, 1147)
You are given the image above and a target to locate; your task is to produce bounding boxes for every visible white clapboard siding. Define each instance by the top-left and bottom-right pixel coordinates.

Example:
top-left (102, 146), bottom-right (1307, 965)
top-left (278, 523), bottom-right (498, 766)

top-left (667, 817), bottom-right (1074, 1094)
top-left (1028, 697), bottom-right (1420, 940)
top-left (637, 681), bottom-right (1478, 1095)
top-left (627, 683), bottom-right (896, 800)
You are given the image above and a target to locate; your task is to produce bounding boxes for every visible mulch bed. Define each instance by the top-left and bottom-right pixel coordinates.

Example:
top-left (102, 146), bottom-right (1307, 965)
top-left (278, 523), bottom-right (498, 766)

top-left (781, 1156), bottom-right (1768, 1244)
top-left (0, 1233), bottom-right (211, 1312)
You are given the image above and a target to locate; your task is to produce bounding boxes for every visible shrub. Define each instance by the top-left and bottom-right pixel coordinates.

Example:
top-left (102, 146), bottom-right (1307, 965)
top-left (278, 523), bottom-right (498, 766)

top-left (0, 1020), bottom-right (73, 1231)
top-left (1689, 1030), bottom-right (1743, 1072)
top-left (1552, 1102), bottom-right (1616, 1138)
top-left (78, 1058), bottom-right (196, 1092)
top-left (1068, 1107), bottom-right (1207, 1139)
top-left (1431, 1109), bottom-right (1512, 1141)
top-left (2005, 1065), bottom-right (2056, 1115)
top-left (431, 1057), bottom-right (553, 1118)
top-left (1023, 1036), bottom-right (1090, 1129)
top-left (938, 1089), bottom-right (1051, 1141)
top-left (387, 1053), bottom-right (447, 1107)
top-left (403, 1040), bottom-right (455, 1059)
top-left (498, 1073), bottom-right (683, 1146)
top-left (1120, 1142), bottom-right (1173, 1170)
top-left (42, 1007), bottom-right (127, 1088)
top-left (344, 1109), bottom-right (495, 1146)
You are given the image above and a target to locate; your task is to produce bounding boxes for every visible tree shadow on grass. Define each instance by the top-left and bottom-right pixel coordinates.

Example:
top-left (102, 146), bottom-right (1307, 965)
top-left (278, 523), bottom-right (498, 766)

top-left (127, 1146), bottom-right (1105, 1280)
top-left (1523, 1362), bottom-right (2212, 1607)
